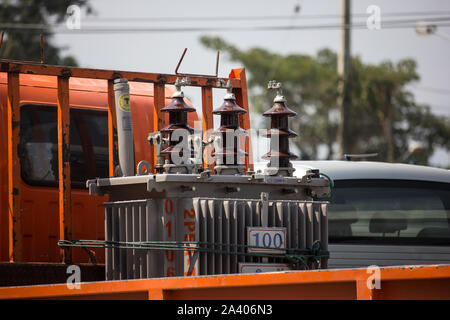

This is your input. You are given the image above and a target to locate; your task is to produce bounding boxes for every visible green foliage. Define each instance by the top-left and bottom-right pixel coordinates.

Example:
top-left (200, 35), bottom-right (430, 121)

top-left (200, 36), bottom-right (450, 165)
top-left (0, 0), bottom-right (92, 66)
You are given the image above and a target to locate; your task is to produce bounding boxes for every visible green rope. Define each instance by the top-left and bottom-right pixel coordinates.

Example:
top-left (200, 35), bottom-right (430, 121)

top-left (58, 239), bottom-right (329, 270)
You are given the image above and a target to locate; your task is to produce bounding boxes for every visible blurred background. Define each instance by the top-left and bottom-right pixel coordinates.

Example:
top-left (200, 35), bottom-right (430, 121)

top-left (1, 0), bottom-right (449, 167)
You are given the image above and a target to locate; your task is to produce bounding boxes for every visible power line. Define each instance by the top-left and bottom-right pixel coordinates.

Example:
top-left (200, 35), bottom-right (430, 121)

top-left (3, 15), bottom-right (450, 29)
top-left (414, 86), bottom-right (450, 96)
top-left (1, 17), bottom-right (450, 34)
top-left (82, 11), bottom-right (450, 23)
top-left (429, 105), bottom-right (450, 110)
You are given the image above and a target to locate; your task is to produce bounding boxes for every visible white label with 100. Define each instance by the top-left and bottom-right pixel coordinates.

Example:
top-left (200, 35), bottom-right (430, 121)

top-left (247, 227), bottom-right (287, 254)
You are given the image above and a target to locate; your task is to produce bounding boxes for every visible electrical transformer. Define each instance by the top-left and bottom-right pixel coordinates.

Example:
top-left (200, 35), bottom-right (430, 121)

top-left (86, 79), bottom-right (330, 280)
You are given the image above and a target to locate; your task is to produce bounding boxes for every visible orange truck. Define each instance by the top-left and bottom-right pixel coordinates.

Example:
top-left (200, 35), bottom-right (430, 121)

top-left (0, 72), bottom-right (200, 265)
top-left (0, 59), bottom-right (449, 300)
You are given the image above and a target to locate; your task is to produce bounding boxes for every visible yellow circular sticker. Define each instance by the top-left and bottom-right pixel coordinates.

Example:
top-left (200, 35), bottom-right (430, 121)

top-left (118, 93), bottom-right (131, 112)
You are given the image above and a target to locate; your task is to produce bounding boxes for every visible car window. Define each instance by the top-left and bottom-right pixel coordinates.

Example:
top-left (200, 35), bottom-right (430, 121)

top-left (20, 104), bottom-right (109, 188)
top-left (326, 179), bottom-right (450, 245)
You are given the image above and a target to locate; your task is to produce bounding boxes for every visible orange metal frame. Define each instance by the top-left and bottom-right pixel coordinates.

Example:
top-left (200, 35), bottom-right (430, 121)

top-left (0, 264), bottom-right (449, 300)
top-left (0, 60), bottom-right (251, 264)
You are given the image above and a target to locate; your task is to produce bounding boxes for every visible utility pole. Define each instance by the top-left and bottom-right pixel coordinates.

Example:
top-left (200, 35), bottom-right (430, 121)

top-left (336, 0), bottom-right (351, 159)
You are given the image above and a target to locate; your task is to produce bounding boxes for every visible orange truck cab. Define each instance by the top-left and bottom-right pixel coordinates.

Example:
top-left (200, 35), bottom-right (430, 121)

top-left (0, 73), bottom-right (198, 264)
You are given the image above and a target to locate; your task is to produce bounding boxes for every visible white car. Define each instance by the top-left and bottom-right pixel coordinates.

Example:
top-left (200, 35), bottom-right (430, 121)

top-left (255, 160), bottom-right (450, 268)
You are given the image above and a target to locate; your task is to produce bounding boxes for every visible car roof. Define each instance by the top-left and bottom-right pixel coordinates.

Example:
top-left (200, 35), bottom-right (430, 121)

top-left (253, 160), bottom-right (450, 184)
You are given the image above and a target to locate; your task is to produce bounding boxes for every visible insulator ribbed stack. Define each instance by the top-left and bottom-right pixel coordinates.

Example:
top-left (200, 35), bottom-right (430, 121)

top-left (212, 85), bottom-right (248, 174)
top-left (263, 81), bottom-right (297, 176)
top-left (160, 79), bottom-right (195, 171)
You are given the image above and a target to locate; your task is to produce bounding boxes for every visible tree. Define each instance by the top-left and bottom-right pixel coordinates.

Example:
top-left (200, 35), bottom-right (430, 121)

top-left (201, 36), bottom-right (340, 160)
top-left (0, 0), bottom-right (92, 66)
top-left (200, 36), bottom-right (450, 165)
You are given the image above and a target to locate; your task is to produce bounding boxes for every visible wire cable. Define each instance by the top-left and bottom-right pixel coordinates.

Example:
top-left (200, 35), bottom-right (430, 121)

top-left (82, 11), bottom-right (450, 23)
top-left (414, 86), bottom-right (450, 96)
top-left (2, 18), bottom-right (450, 34)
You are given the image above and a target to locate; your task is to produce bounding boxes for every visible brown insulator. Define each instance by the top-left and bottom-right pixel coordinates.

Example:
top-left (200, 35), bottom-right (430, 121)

top-left (212, 88), bottom-right (248, 170)
top-left (263, 81), bottom-right (298, 176)
top-left (160, 82), bottom-right (195, 163)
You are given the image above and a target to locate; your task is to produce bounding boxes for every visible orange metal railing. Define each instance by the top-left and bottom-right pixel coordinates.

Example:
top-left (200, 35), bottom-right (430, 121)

top-left (0, 264), bottom-right (449, 300)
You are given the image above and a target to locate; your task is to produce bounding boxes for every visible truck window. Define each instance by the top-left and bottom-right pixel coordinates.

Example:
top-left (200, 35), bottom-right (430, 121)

top-left (327, 180), bottom-right (450, 246)
top-left (20, 104), bottom-right (109, 188)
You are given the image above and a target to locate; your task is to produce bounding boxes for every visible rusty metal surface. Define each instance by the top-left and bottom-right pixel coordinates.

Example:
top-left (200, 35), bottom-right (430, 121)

top-left (201, 86), bottom-right (213, 170)
top-left (57, 76), bottom-right (72, 264)
top-left (230, 69), bottom-right (253, 171)
top-left (107, 79), bottom-right (119, 177)
top-left (152, 82), bottom-right (167, 173)
top-left (0, 263), bottom-right (104, 287)
top-left (7, 71), bottom-right (22, 262)
top-left (0, 60), bottom-right (242, 89)
top-left (0, 264), bottom-right (449, 300)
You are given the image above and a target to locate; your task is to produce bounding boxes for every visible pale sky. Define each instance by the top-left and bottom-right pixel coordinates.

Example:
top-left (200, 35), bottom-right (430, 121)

top-left (54, 0), bottom-right (450, 166)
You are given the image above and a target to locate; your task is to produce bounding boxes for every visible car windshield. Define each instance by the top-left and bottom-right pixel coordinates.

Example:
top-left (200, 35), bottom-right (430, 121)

top-left (326, 179), bottom-right (450, 245)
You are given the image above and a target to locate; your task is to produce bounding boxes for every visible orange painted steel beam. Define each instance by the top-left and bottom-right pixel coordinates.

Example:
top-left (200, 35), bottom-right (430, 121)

top-left (152, 82), bottom-right (166, 172)
top-left (7, 72), bottom-right (22, 262)
top-left (0, 61), bottom-right (242, 89)
top-left (356, 279), bottom-right (380, 300)
top-left (201, 86), bottom-right (214, 169)
top-left (57, 76), bottom-right (72, 264)
top-left (229, 68), bottom-right (253, 171)
top-left (153, 83), bottom-right (166, 131)
top-left (1, 264), bottom-right (450, 300)
top-left (107, 79), bottom-right (118, 177)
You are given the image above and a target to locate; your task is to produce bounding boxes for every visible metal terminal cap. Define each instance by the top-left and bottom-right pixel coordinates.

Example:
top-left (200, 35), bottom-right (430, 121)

top-left (274, 94), bottom-right (287, 103)
top-left (268, 80), bottom-right (286, 103)
top-left (223, 80), bottom-right (236, 100)
top-left (172, 77), bottom-right (191, 98)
